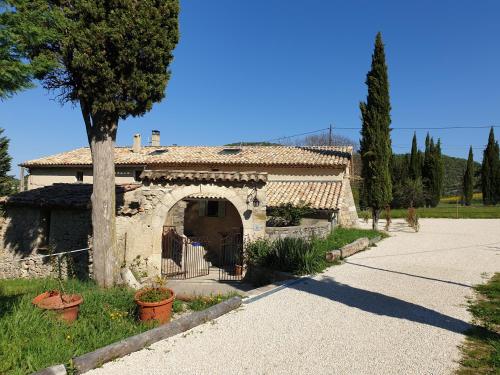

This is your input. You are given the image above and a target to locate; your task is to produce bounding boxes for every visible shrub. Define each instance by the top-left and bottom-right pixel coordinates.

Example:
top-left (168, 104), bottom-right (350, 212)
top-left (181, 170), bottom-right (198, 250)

top-left (246, 237), bottom-right (327, 275)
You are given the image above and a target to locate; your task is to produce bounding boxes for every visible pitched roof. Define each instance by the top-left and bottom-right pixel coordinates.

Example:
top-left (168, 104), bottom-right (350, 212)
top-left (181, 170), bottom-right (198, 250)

top-left (2, 180), bottom-right (343, 211)
top-left (21, 145), bottom-right (352, 168)
top-left (266, 181), bottom-right (343, 210)
top-left (1, 184), bottom-right (141, 210)
top-left (140, 170), bottom-right (268, 183)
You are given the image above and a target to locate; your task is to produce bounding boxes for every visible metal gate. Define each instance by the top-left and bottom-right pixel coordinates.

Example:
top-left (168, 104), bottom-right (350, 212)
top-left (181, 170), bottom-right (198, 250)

top-left (219, 233), bottom-right (244, 281)
top-left (161, 227), bottom-right (210, 279)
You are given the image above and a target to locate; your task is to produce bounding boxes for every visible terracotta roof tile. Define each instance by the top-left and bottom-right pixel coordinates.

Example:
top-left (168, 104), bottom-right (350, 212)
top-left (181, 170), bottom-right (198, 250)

top-left (2, 184), bottom-right (141, 209)
top-left (266, 181), bottom-right (343, 210)
top-left (140, 170), bottom-right (268, 183)
top-left (21, 145), bottom-right (352, 168)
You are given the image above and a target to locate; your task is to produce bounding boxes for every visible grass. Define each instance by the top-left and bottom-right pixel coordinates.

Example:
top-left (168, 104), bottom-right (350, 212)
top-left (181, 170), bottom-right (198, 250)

top-left (458, 273), bottom-right (500, 374)
top-left (380, 204), bottom-right (500, 219)
top-left (312, 227), bottom-right (385, 254)
top-left (246, 227), bottom-right (385, 276)
top-left (0, 278), bottom-right (235, 374)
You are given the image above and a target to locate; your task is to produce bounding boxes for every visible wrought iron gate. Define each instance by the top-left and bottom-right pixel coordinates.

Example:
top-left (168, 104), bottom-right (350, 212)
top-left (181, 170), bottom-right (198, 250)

top-left (219, 233), bottom-right (244, 281)
top-left (161, 227), bottom-right (210, 279)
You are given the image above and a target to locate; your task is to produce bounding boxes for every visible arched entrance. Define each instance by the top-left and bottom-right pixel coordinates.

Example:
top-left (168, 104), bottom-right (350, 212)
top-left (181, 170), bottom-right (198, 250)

top-left (162, 196), bottom-right (244, 281)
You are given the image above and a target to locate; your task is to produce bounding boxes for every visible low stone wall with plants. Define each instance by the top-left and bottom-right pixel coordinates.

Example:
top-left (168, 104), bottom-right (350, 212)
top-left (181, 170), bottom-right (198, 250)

top-left (265, 221), bottom-right (331, 241)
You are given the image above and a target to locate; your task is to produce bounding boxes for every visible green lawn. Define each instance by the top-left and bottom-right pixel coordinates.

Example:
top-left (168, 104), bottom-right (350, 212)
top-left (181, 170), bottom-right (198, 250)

top-left (375, 204), bottom-right (500, 219)
top-left (313, 227), bottom-right (385, 253)
top-left (0, 278), bottom-right (235, 374)
top-left (458, 273), bottom-right (500, 374)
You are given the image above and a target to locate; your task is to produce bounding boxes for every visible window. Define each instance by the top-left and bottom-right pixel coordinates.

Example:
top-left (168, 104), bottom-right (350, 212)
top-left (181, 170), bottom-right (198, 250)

top-left (76, 171), bottom-right (84, 183)
top-left (198, 200), bottom-right (226, 217)
top-left (219, 148), bottom-right (241, 155)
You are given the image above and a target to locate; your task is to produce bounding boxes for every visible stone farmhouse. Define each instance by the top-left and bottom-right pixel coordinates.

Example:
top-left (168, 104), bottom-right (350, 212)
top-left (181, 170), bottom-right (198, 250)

top-left (1, 131), bottom-right (358, 280)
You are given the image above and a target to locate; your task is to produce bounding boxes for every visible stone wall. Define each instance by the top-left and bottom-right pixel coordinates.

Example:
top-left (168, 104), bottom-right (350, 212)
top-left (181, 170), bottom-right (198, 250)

top-left (338, 178), bottom-right (359, 227)
top-left (265, 221), bottom-right (331, 240)
top-left (0, 207), bottom-right (92, 279)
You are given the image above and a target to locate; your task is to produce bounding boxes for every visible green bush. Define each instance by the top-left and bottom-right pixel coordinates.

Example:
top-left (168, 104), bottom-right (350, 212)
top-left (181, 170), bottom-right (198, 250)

top-left (267, 203), bottom-right (313, 227)
top-left (246, 237), bottom-right (327, 275)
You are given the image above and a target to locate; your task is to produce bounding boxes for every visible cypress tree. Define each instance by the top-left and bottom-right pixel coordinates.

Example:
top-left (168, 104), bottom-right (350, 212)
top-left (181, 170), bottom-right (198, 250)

top-left (0, 128), bottom-right (13, 195)
top-left (359, 32), bottom-right (392, 230)
top-left (463, 146), bottom-right (474, 206)
top-left (482, 127), bottom-right (500, 205)
top-left (432, 138), bottom-right (444, 207)
top-left (422, 133), bottom-right (432, 206)
top-left (409, 132), bottom-right (420, 180)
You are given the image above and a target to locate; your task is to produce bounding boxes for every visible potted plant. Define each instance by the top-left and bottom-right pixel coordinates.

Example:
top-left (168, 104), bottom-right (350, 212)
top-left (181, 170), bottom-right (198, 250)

top-left (32, 249), bottom-right (83, 323)
top-left (234, 251), bottom-right (244, 276)
top-left (135, 277), bottom-right (175, 324)
top-left (33, 290), bottom-right (83, 323)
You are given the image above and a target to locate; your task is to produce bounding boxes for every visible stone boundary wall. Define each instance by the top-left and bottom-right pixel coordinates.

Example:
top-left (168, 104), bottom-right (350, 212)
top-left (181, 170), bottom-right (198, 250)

top-left (265, 221), bottom-right (331, 240)
top-left (0, 207), bottom-right (92, 280)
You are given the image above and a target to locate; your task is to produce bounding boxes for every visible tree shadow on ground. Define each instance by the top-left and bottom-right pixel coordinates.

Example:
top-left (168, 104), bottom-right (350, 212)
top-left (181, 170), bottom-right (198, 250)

top-left (289, 276), bottom-right (470, 334)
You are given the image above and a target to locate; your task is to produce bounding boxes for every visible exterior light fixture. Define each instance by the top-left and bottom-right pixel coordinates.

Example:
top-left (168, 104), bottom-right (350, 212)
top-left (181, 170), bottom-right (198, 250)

top-left (252, 196), bottom-right (260, 207)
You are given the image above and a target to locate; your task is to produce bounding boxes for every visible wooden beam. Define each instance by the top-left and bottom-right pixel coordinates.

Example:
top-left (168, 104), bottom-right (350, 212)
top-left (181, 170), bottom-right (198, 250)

top-left (72, 296), bottom-right (242, 374)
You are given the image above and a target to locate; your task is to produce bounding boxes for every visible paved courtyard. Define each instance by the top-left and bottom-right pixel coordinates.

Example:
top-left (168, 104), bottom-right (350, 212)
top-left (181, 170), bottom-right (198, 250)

top-left (88, 219), bottom-right (500, 375)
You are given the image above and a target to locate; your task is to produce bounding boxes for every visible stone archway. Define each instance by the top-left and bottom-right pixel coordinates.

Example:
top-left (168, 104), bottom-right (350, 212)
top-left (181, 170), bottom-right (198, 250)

top-left (117, 181), bottom-right (267, 278)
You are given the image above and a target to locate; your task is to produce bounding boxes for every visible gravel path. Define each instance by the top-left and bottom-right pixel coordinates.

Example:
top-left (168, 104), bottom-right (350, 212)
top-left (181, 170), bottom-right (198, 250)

top-left (88, 219), bottom-right (500, 375)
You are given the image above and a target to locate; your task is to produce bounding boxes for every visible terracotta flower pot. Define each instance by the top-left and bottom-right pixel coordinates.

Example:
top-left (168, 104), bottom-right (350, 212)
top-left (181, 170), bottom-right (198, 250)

top-left (134, 287), bottom-right (175, 324)
top-left (234, 265), bottom-right (243, 276)
top-left (33, 290), bottom-right (83, 323)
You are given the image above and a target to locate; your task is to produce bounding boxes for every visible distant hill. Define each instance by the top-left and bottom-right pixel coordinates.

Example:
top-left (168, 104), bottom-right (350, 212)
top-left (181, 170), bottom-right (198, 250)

top-left (351, 152), bottom-right (481, 198)
top-left (441, 154), bottom-right (481, 196)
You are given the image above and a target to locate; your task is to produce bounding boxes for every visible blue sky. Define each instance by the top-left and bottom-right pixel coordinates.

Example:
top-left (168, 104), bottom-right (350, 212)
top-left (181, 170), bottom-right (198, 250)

top-left (1, 0), bottom-right (500, 172)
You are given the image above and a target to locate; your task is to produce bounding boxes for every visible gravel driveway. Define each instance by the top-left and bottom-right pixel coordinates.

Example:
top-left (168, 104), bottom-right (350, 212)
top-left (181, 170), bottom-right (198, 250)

top-left (88, 219), bottom-right (500, 375)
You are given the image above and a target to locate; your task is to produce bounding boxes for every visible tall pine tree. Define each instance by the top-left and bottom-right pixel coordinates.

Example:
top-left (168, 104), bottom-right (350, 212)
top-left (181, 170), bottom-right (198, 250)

top-left (360, 32), bottom-right (392, 230)
top-left (462, 146), bottom-right (474, 206)
top-left (409, 132), bottom-right (420, 180)
top-left (482, 127), bottom-right (500, 205)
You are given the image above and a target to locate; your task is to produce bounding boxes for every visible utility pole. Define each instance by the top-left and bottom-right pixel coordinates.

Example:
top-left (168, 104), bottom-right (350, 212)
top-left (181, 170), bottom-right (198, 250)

top-left (328, 124), bottom-right (333, 146)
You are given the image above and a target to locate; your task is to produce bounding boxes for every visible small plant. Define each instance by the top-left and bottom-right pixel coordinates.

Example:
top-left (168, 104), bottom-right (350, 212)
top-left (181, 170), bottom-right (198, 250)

top-left (406, 206), bottom-right (420, 232)
top-left (137, 288), bottom-right (171, 303)
top-left (267, 203), bottom-right (313, 227)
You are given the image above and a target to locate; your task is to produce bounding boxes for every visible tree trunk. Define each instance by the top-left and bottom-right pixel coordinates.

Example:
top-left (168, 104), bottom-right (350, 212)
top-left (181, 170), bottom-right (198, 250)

top-left (81, 103), bottom-right (119, 287)
top-left (372, 208), bottom-right (380, 231)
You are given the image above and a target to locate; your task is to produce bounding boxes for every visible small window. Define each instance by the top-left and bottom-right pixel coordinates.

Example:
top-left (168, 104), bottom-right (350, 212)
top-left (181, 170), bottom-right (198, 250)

top-left (76, 171), bottom-right (84, 183)
top-left (198, 200), bottom-right (226, 217)
top-left (219, 148), bottom-right (241, 155)
top-left (134, 170), bottom-right (142, 182)
top-left (148, 149), bottom-right (168, 156)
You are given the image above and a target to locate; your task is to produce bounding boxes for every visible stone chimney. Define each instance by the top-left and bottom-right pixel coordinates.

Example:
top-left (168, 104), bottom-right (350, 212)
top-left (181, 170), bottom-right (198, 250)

top-left (151, 130), bottom-right (160, 146)
top-left (133, 133), bottom-right (141, 153)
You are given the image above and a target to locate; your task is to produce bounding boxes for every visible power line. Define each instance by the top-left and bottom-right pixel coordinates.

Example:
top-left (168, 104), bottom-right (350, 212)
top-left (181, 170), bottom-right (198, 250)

top-left (266, 127), bottom-right (329, 142)
top-left (236, 124), bottom-right (499, 146)
top-left (334, 125), bottom-right (500, 130)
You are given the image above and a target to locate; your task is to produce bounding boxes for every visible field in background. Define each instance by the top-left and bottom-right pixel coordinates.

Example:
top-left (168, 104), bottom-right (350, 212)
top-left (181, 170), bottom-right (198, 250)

top-left (383, 204), bottom-right (500, 219)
